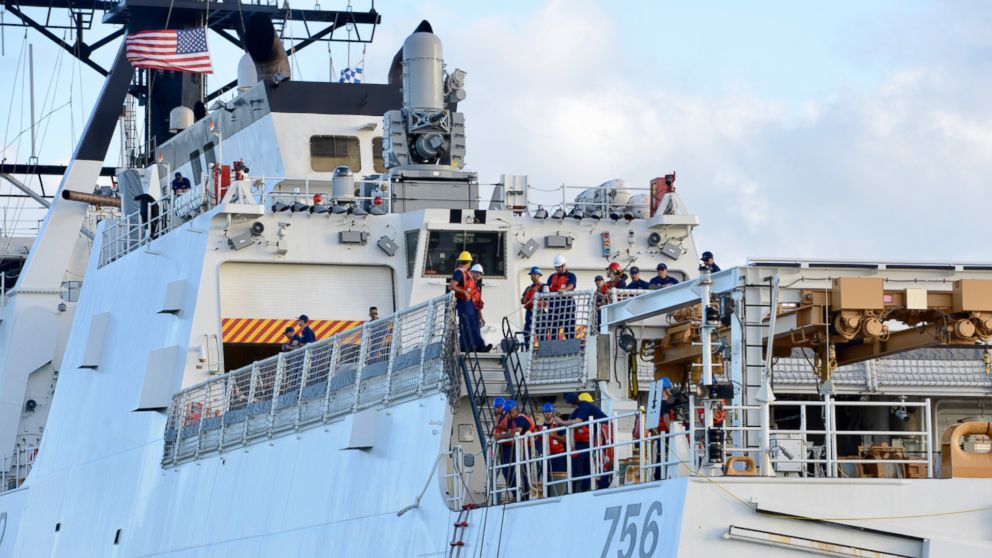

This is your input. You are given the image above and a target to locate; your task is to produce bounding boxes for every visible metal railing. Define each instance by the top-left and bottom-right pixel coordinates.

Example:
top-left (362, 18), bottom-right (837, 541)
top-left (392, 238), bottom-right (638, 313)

top-left (486, 410), bottom-right (692, 504)
top-left (0, 447), bottom-right (37, 492)
top-left (720, 397), bottom-right (934, 478)
top-left (162, 294), bottom-right (458, 467)
top-left (263, 176), bottom-right (392, 215)
top-left (99, 186), bottom-right (212, 267)
top-left (526, 289), bottom-right (598, 384)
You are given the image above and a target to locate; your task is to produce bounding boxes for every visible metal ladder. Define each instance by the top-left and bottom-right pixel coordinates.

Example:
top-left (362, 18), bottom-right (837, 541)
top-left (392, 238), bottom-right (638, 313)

top-left (500, 317), bottom-right (536, 420)
top-left (447, 504), bottom-right (478, 557)
top-left (461, 321), bottom-right (497, 461)
top-left (742, 274), bottom-right (780, 386)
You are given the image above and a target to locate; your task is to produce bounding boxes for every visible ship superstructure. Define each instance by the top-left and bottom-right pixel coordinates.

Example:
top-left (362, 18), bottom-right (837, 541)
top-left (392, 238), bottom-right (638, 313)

top-left (0, 3), bottom-right (989, 557)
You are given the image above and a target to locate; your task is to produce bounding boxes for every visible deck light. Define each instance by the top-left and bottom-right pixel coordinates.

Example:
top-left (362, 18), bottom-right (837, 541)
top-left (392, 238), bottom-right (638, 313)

top-left (551, 207), bottom-right (565, 220)
top-left (533, 206), bottom-right (548, 219)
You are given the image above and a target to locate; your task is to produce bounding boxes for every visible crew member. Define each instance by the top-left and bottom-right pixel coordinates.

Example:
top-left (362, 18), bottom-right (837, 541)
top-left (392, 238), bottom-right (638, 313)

top-left (449, 251), bottom-right (491, 352)
top-left (297, 315), bottom-right (317, 344)
top-left (540, 402), bottom-right (567, 474)
top-left (494, 399), bottom-right (535, 498)
top-left (649, 263), bottom-right (679, 289)
top-left (605, 262), bottom-right (627, 289)
top-left (546, 255), bottom-right (577, 340)
top-left (492, 397), bottom-right (512, 485)
top-left (520, 266), bottom-right (544, 347)
top-left (470, 263), bottom-right (486, 327)
top-left (559, 392), bottom-right (608, 492)
top-left (701, 251), bottom-right (721, 273)
top-left (171, 172), bottom-right (192, 195)
top-left (281, 327), bottom-right (302, 352)
top-left (369, 306), bottom-right (379, 321)
top-left (625, 266), bottom-right (650, 289)
top-left (653, 377), bottom-right (677, 480)
top-left (593, 275), bottom-right (609, 308)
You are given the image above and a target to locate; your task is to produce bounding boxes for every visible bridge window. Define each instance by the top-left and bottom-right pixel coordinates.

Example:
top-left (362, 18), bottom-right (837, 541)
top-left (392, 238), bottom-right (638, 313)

top-left (373, 137), bottom-right (386, 173)
top-left (310, 135), bottom-right (361, 172)
top-left (405, 230), bottom-right (419, 278)
top-left (189, 150), bottom-right (202, 186)
top-left (423, 231), bottom-right (506, 278)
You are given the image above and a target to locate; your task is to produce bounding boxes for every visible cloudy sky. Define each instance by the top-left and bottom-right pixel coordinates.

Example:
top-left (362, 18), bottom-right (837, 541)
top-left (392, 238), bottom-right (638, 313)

top-left (1, 0), bottom-right (989, 266)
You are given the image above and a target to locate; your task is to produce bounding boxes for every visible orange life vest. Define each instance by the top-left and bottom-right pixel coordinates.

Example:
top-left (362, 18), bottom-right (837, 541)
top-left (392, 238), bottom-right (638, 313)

top-left (543, 423), bottom-right (565, 454)
top-left (522, 283), bottom-right (542, 310)
top-left (454, 268), bottom-right (477, 302)
top-left (548, 272), bottom-right (572, 293)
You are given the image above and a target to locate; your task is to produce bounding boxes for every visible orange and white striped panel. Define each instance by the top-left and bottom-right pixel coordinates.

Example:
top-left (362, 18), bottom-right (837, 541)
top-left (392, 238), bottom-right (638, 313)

top-left (221, 318), bottom-right (364, 344)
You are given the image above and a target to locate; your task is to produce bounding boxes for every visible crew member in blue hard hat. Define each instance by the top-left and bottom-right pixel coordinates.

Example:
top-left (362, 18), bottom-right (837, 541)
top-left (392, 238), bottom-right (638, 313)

top-left (625, 266), bottom-right (650, 289)
top-left (649, 263), bottom-right (679, 289)
top-left (539, 402), bottom-right (567, 475)
top-left (700, 251), bottom-right (721, 273)
top-left (450, 251), bottom-right (491, 353)
top-left (495, 399), bottom-right (535, 498)
top-left (520, 266), bottom-right (545, 348)
top-left (558, 392), bottom-right (608, 492)
top-left (491, 397), bottom-right (512, 485)
top-left (297, 315), bottom-right (317, 344)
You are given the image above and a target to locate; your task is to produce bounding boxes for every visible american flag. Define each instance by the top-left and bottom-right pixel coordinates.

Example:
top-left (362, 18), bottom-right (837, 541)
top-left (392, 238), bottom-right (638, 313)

top-left (126, 28), bottom-right (213, 74)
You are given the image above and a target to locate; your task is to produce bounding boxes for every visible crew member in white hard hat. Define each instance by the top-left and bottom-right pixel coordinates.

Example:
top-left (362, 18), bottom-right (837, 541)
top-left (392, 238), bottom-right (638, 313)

top-left (545, 255), bottom-right (578, 340)
top-left (469, 263), bottom-right (487, 343)
top-left (449, 251), bottom-right (492, 352)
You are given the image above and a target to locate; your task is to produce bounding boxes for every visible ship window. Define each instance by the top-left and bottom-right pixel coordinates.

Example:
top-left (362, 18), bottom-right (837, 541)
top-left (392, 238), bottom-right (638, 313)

top-left (310, 135), bottom-right (361, 172)
top-left (423, 231), bottom-right (506, 278)
top-left (372, 136), bottom-right (386, 173)
top-left (204, 141), bottom-right (217, 169)
top-left (405, 230), bottom-right (419, 278)
top-left (189, 150), bottom-right (202, 186)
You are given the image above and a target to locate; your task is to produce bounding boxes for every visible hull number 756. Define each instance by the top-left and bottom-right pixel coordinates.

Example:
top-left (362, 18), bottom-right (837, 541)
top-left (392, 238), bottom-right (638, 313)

top-left (601, 501), bottom-right (663, 558)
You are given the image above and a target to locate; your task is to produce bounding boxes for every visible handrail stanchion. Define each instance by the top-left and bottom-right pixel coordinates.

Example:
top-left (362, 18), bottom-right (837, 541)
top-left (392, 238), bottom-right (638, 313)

top-left (688, 394), bottom-right (696, 473)
top-left (639, 407), bottom-right (646, 484)
top-left (924, 397), bottom-right (933, 478)
top-left (513, 435), bottom-right (522, 502)
top-left (541, 430), bottom-right (549, 498)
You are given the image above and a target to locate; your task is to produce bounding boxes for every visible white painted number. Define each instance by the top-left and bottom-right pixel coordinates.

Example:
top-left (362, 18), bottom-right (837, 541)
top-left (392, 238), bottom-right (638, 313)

top-left (601, 501), bottom-right (664, 558)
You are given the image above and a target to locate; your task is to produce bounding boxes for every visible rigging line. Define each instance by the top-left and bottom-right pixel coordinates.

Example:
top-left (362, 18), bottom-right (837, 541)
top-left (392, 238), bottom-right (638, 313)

top-left (1, 30), bottom-right (27, 162)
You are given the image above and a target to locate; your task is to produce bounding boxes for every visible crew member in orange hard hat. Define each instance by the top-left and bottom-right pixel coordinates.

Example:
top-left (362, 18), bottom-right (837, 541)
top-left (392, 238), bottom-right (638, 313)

top-left (449, 251), bottom-right (491, 353)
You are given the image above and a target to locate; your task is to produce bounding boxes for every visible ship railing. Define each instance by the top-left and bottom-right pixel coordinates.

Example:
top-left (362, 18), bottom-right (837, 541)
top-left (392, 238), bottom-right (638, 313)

top-left (491, 182), bottom-right (655, 220)
top-left (0, 446), bottom-right (37, 493)
top-left (719, 397), bottom-right (934, 478)
top-left (98, 186), bottom-right (212, 267)
top-left (162, 294), bottom-right (458, 467)
top-left (525, 290), bottom-right (598, 385)
top-left (486, 410), bottom-right (693, 505)
top-left (251, 176), bottom-right (392, 214)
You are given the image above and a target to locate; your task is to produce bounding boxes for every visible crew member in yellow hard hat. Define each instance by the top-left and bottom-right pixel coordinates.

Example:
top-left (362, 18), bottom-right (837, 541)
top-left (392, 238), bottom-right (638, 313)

top-left (449, 251), bottom-right (491, 352)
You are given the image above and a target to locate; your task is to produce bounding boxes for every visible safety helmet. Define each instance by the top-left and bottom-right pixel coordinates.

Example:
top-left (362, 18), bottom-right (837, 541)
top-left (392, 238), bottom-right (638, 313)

top-left (529, 266), bottom-right (542, 276)
top-left (552, 255), bottom-right (566, 267)
top-left (660, 377), bottom-right (673, 389)
top-left (470, 263), bottom-right (484, 273)
top-left (542, 402), bottom-right (554, 413)
top-left (504, 399), bottom-right (517, 411)
top-left (606, 262), bottom-right (621, 273)
top-left (457, 250), bottom-right (473, 262)
top-left (578, 393), bottom-right (594, 403)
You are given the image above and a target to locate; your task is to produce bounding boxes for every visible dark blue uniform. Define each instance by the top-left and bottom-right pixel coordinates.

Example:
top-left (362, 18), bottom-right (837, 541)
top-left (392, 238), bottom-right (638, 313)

top-left (299, 326), bottom-right (317, 344)
top-left (452, 269), bottom-right (486, 351)
top-left (171, 176), bottom-right (191, 194)
top-left (705, 263), bottom-right (721, 272)
top-left (569, 401), bottom-right (608, 491)
top-left (649, 275), bottom-right (680, 288)
top-left (626, 278), bottom-right (651, 289)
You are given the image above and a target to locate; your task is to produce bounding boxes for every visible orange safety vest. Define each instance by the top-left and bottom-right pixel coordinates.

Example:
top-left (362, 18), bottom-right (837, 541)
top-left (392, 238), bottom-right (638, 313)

top-left (453, 269), bottom-right (477, 302)
top-left (522, 283), bottom-right (542, 310)
top-left (543, 423), bottom-right (565, 454)
top-left (574, 423), bottom-right (591, 444)
top-left (548, 272), bottom-right (572, 293)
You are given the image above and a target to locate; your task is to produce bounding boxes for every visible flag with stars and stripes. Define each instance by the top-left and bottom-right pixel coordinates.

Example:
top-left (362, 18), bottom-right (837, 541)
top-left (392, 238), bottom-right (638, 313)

top-left (126, 28), bottom-right (213, 74)
top-left (339, 66), bottom-right (364, 84)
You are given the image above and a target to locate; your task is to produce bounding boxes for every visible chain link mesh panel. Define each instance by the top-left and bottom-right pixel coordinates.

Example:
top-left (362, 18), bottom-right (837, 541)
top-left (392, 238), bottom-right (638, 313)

top-left (526, 290), bottom-right (598, 384)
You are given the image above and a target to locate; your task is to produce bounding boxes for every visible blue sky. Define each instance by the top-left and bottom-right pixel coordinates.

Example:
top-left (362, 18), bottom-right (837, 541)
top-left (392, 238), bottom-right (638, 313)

top-left (1, 0), bottom-right (989, 265)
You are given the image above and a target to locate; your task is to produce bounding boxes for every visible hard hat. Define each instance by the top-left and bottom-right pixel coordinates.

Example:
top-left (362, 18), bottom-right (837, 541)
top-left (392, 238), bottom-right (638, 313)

top-left (493, 396), bottom-right (506, 409)
top-left (656, 263), bottom-right (668, 271)
top-left (606, 262), bottom-right (621, 272)
top-left (578, 393), bottom-right (594, 403)
top-left (701, 251), bottom-right (714, 260)
top-left (529, 266), bottom-right (543, 276)
top-left (542, 402), bottom-right (554, 413)
top-left (457, 250), bottom-right (473, 262)
top-left (660, 377), bottom-right (673, 389)
top-left (564, 392), bottom-right (578, 404)
top-left (504, 399), bottom-right (517, 411)
top-left (630, 266), bottom-right (640, 274)
top-left (470, 263), bottom-right (484, 273)
top-left (552, 255), bottom-right (566, 267)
